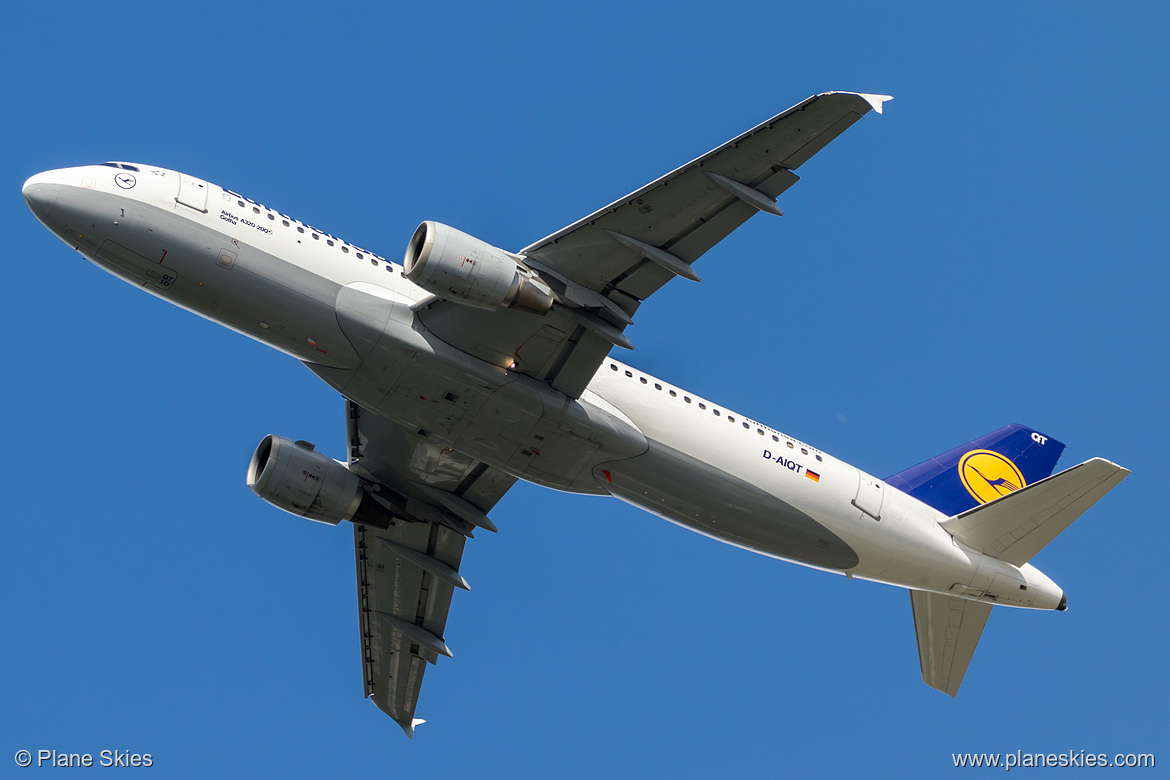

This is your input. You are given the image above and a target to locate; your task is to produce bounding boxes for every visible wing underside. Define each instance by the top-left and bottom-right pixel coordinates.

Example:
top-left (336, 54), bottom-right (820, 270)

top-left (940, 458), bottom-right (1129, 566)
top-left (345, 400), bottom-right (516, 736)
top-left (352, 519), bottom-right (464, 736)
top-left (418, 91), bottom-right (890, 397)
top-left (909, 589), bottom-right (992, 697)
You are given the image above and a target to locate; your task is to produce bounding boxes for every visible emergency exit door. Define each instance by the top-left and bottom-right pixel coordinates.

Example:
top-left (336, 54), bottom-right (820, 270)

top-left (177, 173), bottom-right (209, 213)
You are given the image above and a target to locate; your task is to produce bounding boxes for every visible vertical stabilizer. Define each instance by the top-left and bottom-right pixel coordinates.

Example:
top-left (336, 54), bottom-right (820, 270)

top-left (886, 425), bottom-right (1065, 516)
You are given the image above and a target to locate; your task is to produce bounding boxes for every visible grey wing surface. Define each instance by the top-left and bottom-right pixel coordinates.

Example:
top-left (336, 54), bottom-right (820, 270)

top-left (416, 91), bottom-right (890, 397)
top-left (910, 589), bottom-right (993, 697)
top-left (345, 400), bottom-right (517, 737)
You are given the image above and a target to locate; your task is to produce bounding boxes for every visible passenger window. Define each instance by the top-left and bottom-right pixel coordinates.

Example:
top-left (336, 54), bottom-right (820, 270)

top-left (787, 441), bottom-right (794, 449)
top-left (327, 239), bottom-right (334, 246)
top-left (356, 252), bottom-right (364, 259)
top-left (268, 214), bottom-right (275, 220)
top-left (370, 259), bottom-right (378, 266)
top-left (772, 435), bottom-right (779, 442)
top-left (815, 454), bottom-right (823, 462)
top-left (342, 246), bottom-right (349, 253)
top-left (684, 397), bottom-right (692, 403)
top-left (639, 377), bottom-right (647, 384)
top-left (801, 448), bottom-right (808, 455)
top-left (625, 371), bottom-right (633, 378)
top-left (297, 227), bottom-right (304, 234)
top-left (282, 220), bottom-right (289, 227)
top-left (713, 410), bottom-right (720, 417)
top-left (727, 415), bottom-right (735, 423)
top-left (756, 428), bottom-right (763, 434)
top-left (238, 200), bottom-right (245, 207)
top-left (253, 207), bottom-right (260, 214)
top-left (698, 403), bottom-right (706, 409)
top-left (669, 390), bottom-right (677, 397)
top-left (654, 383), bottom-right (662, 390)
top-left (610, 364), bottom-right (618, 371)
top-left (312, 233), bottom-right (319, 240)
top-left (744, 423), bottom-right (751, 429)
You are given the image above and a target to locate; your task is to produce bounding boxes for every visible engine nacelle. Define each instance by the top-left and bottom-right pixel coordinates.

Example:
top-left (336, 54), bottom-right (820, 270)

top-left (246, 435), bottom-right (395, 529)
top-left (404, 221), bottom-right (554, 314)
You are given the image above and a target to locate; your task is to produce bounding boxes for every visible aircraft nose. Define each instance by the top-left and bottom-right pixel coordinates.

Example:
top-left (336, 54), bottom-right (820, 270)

top-left (23, 172), bottom-right (61, 224)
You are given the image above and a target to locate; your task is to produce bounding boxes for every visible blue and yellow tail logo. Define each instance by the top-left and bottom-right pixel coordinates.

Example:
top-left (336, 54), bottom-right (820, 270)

top-left (958, 449), bottom-right (1026, 504)
top-left (885, 424), bottom-right (1064, 516)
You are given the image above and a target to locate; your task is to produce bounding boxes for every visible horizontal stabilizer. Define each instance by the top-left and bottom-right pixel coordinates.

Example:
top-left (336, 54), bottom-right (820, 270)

top-left (910, 590), bottom-right (992, 697)
top-left (941, 458), bottom-right (1129, 566)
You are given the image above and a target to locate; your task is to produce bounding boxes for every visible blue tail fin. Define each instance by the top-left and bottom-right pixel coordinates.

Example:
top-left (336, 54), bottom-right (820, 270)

top-left (885, 424), bottom-right (1066, 517)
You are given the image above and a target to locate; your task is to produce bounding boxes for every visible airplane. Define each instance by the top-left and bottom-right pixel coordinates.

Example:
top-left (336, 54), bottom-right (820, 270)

top-left (22, 91), bottom-right (1129, 738)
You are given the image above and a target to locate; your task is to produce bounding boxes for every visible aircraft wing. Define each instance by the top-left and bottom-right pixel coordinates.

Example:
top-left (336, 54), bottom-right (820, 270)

top-left (417, 91), bottom-right (890, 397)
top-left (910, 589), bottom-right (993, 697)
top-left (941, 458), bottom-right (1130, 566)
top-left (343, 400), bottom-right (517, 737)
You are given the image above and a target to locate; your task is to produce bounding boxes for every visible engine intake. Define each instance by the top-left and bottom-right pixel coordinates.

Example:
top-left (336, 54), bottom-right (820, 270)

top-left (246, 435), bottom-right (395, 529)
top-left (404, 221), bottom-right (554, 314)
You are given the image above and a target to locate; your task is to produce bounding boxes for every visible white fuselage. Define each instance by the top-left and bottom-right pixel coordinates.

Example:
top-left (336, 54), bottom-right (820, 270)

top-left (23, 163), bottom-right (1065, 611)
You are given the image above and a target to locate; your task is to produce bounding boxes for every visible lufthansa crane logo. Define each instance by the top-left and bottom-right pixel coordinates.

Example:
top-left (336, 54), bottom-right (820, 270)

top-left (958, 450), bottom-right (1026, 504)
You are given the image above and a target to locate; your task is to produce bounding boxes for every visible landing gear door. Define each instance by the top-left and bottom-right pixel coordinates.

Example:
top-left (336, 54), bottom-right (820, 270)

top-left (853, 471), bottom-right (884, 520)
top-left (177, 174), bottom-right (209, 213)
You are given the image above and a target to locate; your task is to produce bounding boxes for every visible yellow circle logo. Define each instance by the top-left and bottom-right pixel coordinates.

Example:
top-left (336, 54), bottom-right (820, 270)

top-left (958, 450), bottom-right (1026, 504)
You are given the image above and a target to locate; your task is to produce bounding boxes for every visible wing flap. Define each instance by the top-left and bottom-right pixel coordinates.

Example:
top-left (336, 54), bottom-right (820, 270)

top-left (940, 458), bottom-right (1129, 566)
top-left (910, 590), bottom-right (992, 697)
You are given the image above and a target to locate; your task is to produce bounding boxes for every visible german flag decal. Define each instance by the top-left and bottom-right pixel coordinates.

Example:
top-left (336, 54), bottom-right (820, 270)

top-left (806, 470), bottom-right (821, 483)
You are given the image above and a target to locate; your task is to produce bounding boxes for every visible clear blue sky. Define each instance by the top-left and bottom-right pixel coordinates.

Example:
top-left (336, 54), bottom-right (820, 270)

top-left (3, 2), bottom-right (1166, 777)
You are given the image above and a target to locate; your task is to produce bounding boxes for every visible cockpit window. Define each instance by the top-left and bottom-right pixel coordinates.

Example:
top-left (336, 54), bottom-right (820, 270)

top-left (101, 162), bottom-right (141, 172)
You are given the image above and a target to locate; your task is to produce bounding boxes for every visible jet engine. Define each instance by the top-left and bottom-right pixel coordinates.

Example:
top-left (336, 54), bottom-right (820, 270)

top-left (404, 221), bottom-right (554, 314)
top-left (246, 434), bottom-right (395, 529)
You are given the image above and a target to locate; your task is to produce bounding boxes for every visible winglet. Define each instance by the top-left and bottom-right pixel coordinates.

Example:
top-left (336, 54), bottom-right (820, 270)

top-left (854, 93), bottom-right (893, 114)
top-left (397, 717), bottom-right (427, 739)
top-left (827, 91), bottom-right (894, 114)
